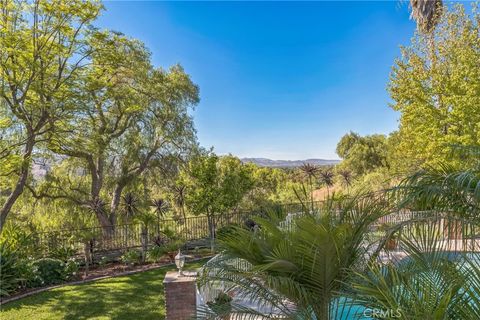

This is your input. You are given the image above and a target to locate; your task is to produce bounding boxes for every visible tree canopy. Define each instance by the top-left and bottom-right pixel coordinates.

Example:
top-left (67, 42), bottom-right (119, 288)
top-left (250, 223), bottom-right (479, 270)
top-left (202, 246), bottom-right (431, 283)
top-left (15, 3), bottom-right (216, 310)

top-left (336, 132), bottom-right (389, 177)
top-left (389, 4), bottom-right (480, 169)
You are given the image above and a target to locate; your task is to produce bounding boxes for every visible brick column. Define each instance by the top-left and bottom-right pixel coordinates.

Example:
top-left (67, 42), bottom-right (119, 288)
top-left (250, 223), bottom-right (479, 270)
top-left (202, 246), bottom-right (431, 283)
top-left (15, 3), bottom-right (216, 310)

top-left (164, 271), bottom-right (197, 320)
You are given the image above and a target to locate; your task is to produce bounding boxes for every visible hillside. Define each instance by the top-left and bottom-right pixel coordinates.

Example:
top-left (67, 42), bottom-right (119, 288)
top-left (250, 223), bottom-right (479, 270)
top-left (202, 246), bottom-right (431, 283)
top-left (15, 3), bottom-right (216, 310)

top-left (241, 158), bottom-right (340, 168)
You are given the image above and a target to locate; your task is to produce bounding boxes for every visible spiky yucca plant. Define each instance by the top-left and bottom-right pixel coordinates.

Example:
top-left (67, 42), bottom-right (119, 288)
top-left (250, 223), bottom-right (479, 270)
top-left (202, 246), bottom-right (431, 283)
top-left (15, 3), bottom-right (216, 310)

top-left (299, 163), bottom-right (319, 210)
top-left (338, 170), bottom-right (353, 191)
top-left (319, 169), bottom-right (335, 198)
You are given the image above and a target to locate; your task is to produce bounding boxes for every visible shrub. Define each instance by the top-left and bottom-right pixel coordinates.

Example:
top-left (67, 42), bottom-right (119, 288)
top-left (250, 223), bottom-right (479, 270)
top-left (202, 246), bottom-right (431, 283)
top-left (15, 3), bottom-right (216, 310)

top-left (216, 225), bottom-right (237, 238)
top-left (207, 291), bottom-right (233, 316)
top-left (50, 245), bottom-right (77, 261)
top-left (0, 242), bottom-right (22, 297)
top-left (121, 249), bottom-right (141, 266)
top-left (30, 258), bottom-right (66, 286)
top-left (162, 240), bottom-right (185, 253)
top-left (152, 234), bottom-right (168, 247)
top-left (98, 256), bottom-right (108, 268)
top-left (146, 246), bottom-right (164, 263)
top-left (64, 258), bottom-right (79, 280)
top-left (0, 225), bottom-right (38, 258)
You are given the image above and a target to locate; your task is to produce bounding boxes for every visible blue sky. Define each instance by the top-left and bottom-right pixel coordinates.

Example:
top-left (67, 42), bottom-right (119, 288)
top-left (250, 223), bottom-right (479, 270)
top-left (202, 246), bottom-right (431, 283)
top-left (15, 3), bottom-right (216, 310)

top-left (99, 1), bottom-right (416, 160)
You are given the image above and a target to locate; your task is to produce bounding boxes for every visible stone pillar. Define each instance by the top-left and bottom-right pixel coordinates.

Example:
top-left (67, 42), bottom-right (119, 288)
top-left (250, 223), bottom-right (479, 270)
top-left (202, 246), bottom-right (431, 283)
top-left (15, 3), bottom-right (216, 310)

top-left (164, 271), bottom-right (197, 320)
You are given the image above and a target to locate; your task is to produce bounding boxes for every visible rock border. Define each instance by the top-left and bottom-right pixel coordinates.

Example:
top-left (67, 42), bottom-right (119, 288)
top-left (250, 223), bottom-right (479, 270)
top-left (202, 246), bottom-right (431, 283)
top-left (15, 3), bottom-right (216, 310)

top-left (0, 256), bottom-right (212, 306)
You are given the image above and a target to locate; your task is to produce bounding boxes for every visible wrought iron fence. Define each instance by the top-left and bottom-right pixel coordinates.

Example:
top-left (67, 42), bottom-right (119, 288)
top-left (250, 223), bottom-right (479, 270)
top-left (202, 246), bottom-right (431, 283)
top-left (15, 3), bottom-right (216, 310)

top-left (28, 200), bottom-right (480, 261)
top-left (29, 201), bottom-right (322, 259)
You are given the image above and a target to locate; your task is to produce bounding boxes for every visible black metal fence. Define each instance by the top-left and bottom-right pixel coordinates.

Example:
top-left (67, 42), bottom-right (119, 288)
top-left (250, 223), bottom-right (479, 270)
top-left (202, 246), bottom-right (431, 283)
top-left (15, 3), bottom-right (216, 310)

top-left (32, 212), bottom-right (247, 258)
top-left (28, 201), bottom-right (480, 261)
top-left (30, 201), bottom-right (324, 259)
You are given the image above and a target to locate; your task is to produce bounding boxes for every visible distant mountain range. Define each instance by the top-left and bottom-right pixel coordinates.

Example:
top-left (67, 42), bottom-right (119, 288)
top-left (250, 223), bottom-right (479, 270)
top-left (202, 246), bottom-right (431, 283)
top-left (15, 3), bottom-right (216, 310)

top-left (241, 158), bottom-right (340, 168)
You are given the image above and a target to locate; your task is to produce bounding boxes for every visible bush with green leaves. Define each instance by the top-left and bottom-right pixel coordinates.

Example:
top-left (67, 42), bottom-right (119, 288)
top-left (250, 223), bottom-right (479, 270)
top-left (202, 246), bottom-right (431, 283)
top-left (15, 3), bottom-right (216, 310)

top-left (206, 291), bottom-right (233, 317)
top-left (0, 242), bottom-right (23, 296)
top-left (121, 249), bottom-right (142, 266)
top-left (63, 258), bottom-right (79, 280)
top-left (49, 245), bottom-right (77, 262)
top-left (146, 246), bottom-right (164, 263)
top-left (216, 225), bottom-right (238, 239)
top-left (162, 240), bottom-right (185, 254)
top-left (30, 258), bottom-right (67, 287)
top-left (0, 227), bottom-right (40, 296)
top-left (98, 256), bottom-right (108, 268)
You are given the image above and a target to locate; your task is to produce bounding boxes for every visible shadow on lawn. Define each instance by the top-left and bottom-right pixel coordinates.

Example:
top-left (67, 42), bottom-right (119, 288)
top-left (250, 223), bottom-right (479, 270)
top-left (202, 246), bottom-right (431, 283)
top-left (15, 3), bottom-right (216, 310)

top-left (1, 260), bottom-right (206, 320)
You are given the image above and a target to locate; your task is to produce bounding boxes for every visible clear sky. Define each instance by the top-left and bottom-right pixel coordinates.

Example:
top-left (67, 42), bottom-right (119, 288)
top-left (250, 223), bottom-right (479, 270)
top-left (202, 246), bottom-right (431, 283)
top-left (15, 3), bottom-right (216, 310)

top-left (98, 1), bottom-right (416, 160)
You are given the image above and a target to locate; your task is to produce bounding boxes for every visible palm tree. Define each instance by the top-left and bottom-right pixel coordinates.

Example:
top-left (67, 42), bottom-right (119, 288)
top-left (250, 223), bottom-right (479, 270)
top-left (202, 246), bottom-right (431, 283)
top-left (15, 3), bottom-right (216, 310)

top-left (409, 0), bottom-right (443, 34)
top-left (318, 169), bottom-right (335, 198)
top-left (172, 185), bottom-right (187, 221)
top-left (151, 198), bottom-right (169, 218)
top-left (352, 216), bottom-right (480, 320)
top-left (151, 198), bottom-right (169, 234)
top-left (299, 163), bottom-right (319, 210)
top-left (199, 195), bottom-right (388, 319)
top-left (338, 170), bottom-right (353, 192)
top-left (392, 163), bottom-right (480, 219)
top-left (121, 192), bottom-right (140, 220)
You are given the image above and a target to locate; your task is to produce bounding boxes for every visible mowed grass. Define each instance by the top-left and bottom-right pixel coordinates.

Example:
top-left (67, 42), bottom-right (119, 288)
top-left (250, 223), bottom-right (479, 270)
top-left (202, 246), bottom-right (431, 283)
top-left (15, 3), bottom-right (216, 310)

top-left (0, 259), bottom-right (206, 320)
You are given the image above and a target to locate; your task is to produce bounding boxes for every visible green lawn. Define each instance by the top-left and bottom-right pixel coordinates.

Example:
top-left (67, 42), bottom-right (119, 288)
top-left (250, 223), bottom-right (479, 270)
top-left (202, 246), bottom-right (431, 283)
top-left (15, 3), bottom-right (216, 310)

top-left (0, 260), bottom-right (206, 320)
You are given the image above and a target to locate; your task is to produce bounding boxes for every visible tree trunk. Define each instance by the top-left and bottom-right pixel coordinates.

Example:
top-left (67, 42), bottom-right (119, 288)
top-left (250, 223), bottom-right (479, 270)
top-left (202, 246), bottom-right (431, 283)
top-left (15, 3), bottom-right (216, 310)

top-left (0, 136), bottom-right (35, 232)
top-left (109, 183), bottom-right (125, 227)
top-left (207, 213), bottom-right (216, 253)
top-left (83, 241), bottom-right (92, 277)
top-left (315, 297), bottom-right (330, 320)
top-left (141, 224), bottom-right (148, 263)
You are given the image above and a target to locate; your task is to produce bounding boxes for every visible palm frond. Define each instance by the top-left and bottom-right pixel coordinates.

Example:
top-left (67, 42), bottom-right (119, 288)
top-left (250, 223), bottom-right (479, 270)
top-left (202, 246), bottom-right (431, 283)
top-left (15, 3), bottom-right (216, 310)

top-left (199, 195), bottom-right (389, 319)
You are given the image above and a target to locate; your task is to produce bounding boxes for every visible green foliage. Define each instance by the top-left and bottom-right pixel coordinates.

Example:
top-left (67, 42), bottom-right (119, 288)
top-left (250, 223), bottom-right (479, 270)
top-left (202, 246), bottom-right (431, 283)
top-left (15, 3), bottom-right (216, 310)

top-left (161, 225), bottom-right (178, 240)
top-left (1, 0), bottom-right (199, 232)
top-left (200, 195), bottom-right (388, 319)
top-left (206, 291), bottom-right (233, 317)
top-left (0, 259), bottom-right (207, 320)
top-left (179, 151), bottom-right (255, 217)
top-left (216, 225), bottom-right (238, 239)
top-left (0, 241), bottom-right (23, 296)
top-left (63, 258), bottom-right (80, 281)
top-left (146, 246), bottom-right (164, 263)
top-left (161, 240), bottom-right (185, 254)
top-left (98, 256), bottom-right (108, 268)
top-left (389, 4), bottom-right (480, 170)
top-left (353, 218), bottom-right (480, 320)
top-left (0, 0), bottom-right (103, 231)
top-left (49, 246), bottom-right (77, 262)
top-left (0, 225), bottom-right (38, 258)
top-left (121, 249), bottom-right (142, 266)
top-left (393, 158), bottom-right (480, 218)
top-left (30, 258), bottom-right (67, 287)
top-left (336, 131), bottom-right (389, 176)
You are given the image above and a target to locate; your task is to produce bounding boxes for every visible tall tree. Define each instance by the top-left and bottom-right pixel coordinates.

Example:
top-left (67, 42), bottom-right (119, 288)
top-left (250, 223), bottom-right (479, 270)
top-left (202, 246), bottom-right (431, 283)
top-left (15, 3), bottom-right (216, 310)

top-left (180, 152), bottom-right (254, 250)
top-left (390, 4), bottom-right (480, 169)
top-left (409, 0), bottom-right (443, 34)
top-left (0, 0), bottom-right (101, 232)
top-left (299, 163), bottom-right (319, 210)
top-left (336, 132), bottom-right (389, 176)
top-left (37, 32), bottom-right (199, 230)
top-left (318, 168), bottom-right (335, 197)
